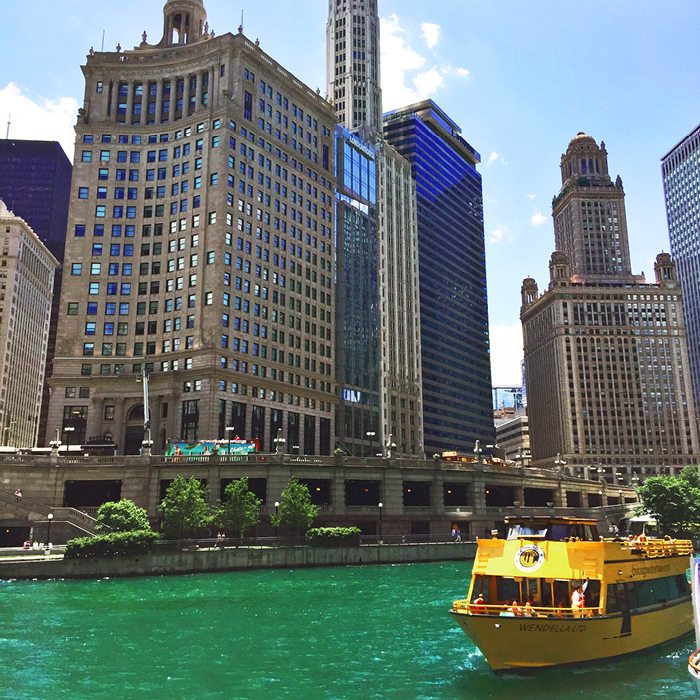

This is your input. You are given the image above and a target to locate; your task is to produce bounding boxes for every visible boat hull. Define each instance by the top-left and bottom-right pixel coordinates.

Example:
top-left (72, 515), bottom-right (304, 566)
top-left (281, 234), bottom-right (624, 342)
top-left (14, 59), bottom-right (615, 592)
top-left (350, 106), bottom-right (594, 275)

top-left (451, 599), bottom-right (693, 672)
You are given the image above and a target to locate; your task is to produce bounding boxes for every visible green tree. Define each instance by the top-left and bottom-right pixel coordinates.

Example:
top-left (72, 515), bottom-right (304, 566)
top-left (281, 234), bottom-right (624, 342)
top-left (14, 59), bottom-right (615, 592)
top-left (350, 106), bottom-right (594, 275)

top-left (215, 478), bottom-right (262, 539)
top-left (271, 478), bottom-right (319, 532)
top-left (637, 466), bottom-right (700, 536)
top-left (159, 476), bottom-right (211, 539)
top-left (94, 500), bottom-right (151, 534)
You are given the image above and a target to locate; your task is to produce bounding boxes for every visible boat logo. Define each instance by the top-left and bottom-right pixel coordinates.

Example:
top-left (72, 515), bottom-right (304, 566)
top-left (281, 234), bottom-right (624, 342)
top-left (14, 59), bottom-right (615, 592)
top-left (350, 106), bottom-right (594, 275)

top-left (514, 544), bottom-right (545, 573)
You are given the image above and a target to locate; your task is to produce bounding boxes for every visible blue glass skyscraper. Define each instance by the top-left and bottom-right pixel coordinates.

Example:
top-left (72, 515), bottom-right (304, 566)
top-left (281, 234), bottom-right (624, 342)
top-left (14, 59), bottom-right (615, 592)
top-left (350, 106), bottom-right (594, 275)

top-left (384, 100), bottom-right (494, 454)
top-left (334, 126), bottom-right (380, 455)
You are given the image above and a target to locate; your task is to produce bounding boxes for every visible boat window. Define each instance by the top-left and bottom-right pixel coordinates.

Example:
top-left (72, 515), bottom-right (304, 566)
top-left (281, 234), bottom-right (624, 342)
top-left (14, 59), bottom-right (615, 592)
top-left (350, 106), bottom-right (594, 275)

top-left (607, 575), bottom-right (689, 614)
top-left (586, 580), bottom-right (601, 608)
top-left (547, 524), bottom-right (567, 541)
top-left (540, 578), bottom-right (553, 607)
top-left (507, 524), bottom-right (547, 539)
top-left (472, 575), bottom-right (492, 602)
top-left (496, 577), bottom-right (521, 602)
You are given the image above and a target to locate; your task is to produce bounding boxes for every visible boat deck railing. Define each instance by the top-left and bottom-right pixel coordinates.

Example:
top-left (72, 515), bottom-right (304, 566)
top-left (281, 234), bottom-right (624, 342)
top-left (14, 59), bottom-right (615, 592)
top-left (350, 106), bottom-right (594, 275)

top-left (452, 600), bottom-right (602, 617)
top-left (614, 538), bottom-right (693, 558)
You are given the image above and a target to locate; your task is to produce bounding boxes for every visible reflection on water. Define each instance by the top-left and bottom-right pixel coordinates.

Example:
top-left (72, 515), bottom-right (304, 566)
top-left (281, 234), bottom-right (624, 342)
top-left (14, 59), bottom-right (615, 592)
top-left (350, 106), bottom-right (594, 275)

top-left (0, 562), bottom-right (695, 700)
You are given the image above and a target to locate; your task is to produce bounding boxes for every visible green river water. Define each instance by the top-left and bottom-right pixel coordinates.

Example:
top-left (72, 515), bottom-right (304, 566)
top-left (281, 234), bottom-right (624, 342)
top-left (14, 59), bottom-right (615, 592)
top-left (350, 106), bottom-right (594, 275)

top-left (0, 561), bottom-right (694, 699)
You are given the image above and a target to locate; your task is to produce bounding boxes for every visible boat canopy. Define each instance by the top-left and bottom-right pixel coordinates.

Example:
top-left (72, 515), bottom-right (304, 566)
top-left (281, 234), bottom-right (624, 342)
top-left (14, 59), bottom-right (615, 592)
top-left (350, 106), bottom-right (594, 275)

top-left (505, 517), bottom-right (599, 542)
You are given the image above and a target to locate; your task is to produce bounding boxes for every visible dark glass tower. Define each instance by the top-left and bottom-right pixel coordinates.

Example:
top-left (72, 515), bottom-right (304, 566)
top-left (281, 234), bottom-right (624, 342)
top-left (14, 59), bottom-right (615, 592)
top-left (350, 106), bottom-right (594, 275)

top-left (334, 126), bottom-right (380, 454)
top-left (0, 139), bottom-right (72, 447)
top-left (0, 140), bottom-right (72, 261)
top-left (384, 100), bottom-right (494, 453)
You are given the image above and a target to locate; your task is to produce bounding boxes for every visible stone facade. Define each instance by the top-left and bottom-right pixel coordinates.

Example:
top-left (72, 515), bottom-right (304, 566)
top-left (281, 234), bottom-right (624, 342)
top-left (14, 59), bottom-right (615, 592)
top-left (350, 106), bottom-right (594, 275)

top-left (0, 453), bottom-right (637, 545)
top-left (47, 1), bottom-right (338, 455)
top-left (0, 202), bottom-right (58, 448)
top-left (522, 134), bottom-right (700, 477)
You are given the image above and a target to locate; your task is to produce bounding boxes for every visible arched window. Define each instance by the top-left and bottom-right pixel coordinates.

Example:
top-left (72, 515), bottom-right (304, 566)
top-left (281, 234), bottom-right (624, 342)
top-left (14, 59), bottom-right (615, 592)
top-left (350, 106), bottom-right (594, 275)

top-left (128, 405), bottom-right (145, 421)
top-left (581, 159), bottom-right (587, 173)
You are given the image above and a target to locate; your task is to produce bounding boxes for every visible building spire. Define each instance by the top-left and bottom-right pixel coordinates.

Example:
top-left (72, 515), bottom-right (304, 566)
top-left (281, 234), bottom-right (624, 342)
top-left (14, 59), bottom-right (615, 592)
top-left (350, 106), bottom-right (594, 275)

top-left (326, 0), bottom-right (382, 134)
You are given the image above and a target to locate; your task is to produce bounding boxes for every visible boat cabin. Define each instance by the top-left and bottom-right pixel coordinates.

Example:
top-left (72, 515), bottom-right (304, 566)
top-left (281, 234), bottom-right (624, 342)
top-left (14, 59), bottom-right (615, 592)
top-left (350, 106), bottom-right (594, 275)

top-left (505, 516), bottom-right (599, 542)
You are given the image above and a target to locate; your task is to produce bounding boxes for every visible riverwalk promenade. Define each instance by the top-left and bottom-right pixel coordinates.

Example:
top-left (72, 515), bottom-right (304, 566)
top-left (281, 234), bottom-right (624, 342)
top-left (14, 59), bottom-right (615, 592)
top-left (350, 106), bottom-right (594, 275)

top-left (0, 540), bottom-right (477, 580)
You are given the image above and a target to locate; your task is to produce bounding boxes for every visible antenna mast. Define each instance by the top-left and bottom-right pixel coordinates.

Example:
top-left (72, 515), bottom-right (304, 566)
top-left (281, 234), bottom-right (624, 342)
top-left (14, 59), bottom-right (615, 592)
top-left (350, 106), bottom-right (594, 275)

top-left (5, 114), bottom-right (10, 139)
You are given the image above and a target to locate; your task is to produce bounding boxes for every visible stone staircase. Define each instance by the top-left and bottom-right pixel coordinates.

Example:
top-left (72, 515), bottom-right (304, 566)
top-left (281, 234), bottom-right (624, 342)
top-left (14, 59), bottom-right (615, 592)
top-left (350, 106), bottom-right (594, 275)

top-left (0, 488), bottom-right (97, 535)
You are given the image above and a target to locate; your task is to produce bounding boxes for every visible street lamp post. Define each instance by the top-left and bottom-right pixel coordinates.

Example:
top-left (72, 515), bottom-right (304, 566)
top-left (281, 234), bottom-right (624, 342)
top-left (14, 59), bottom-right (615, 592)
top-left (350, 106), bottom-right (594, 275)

top-left (225, 426), bottom-right (235, 457)
top-left (46, 513), bottom-right (54, 546)
top-left (274, 501), bottom-right (280, 539)
top-left (554, 452), bottom-right (566, 476)
top-left (64, 425), bottom-right (75, 447)
top-left (366, 431), bottom-right (376, 458)
top-left (273, 428), bottom-right (286, 457)
top-left (378, 502), bottom-right (383, 543)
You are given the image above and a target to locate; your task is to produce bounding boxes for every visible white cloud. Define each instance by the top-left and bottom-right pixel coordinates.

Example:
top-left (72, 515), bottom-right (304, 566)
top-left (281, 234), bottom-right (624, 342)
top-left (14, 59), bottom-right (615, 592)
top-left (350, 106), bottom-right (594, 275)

top-left (413, 67), bottom-right (443, 98)
top-left (380, 15), bottom-right (469, 110)
top-left (489, 226), bottom-right (506, 244)
top-left (531, 212), bottom-right (548, 227)
top-left (486, 151), bottom-right (499, 167)
top-left (0, 83), bottom-right (77, 161)
top-left (421, 22), bottom-right (441, 49)
top-left (526, 194), bottom-right (537, 200)
top-left (489, 323), bottom-right (524, 386)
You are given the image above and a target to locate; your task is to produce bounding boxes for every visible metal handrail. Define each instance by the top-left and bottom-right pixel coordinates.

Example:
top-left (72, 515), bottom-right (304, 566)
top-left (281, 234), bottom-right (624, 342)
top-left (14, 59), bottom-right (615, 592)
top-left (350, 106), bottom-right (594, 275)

top-left (619, 538), bottom-right (693, 558)
top-left (0, 488), bottom-right (97, 534)
top-left (452, 600), bottom-right (603, 617)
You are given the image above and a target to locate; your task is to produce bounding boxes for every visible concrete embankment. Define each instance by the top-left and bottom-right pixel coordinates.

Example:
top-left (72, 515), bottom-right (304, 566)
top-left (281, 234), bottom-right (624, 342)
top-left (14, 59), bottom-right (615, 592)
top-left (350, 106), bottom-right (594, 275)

top-left (0, 542), bottom-right (477, 580)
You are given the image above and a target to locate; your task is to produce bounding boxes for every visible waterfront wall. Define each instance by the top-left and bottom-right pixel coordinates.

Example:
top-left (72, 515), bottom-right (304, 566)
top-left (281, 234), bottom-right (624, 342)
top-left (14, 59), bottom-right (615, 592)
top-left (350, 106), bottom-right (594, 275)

top-left (0, 542), bottom-right (477, 580)
top-left (0, 452), bottom-right (639, 545)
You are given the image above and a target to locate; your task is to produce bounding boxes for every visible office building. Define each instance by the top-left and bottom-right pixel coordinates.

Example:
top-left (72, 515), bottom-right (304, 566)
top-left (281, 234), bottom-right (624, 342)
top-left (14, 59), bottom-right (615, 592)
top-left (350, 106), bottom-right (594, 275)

top-left (47, 0), bottom-right (338, 454)
top-left (0, 140), bottom-right (73, 446)
top-left (521, 133), bottom-right (699, 477)
top-left (0, 140), bottom-right (72, 261)
top-left (384, 100), bottom-right (494, 455)
top-left (492, 386), bottom-right (524, 411)
top-left (662, 125), bottom-right (700, 408)
top-left (495, 414), bottom-right (530, 464)
top-left (327, 0), bottom-right (423, 456)
top-left (326, 0), bottom-right (382, 133)
top-left (0, 201), bottom-right (58, 447)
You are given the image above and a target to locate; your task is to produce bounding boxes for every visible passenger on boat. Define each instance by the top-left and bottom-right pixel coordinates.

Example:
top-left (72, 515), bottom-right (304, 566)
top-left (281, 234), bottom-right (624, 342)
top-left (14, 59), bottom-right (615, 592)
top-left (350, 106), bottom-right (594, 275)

top-left (554, 602), bottom-right (566, 617)
top-left (472, 593), bottom-right (486, 613)
top-left (509, 601), bottom-right (523, 616)
top-left (523, 601), bottom-right (534, 617)
top-left (499, 605), bottom-right (515, 617)
top-left (571, 580), bottom-right (589, 617)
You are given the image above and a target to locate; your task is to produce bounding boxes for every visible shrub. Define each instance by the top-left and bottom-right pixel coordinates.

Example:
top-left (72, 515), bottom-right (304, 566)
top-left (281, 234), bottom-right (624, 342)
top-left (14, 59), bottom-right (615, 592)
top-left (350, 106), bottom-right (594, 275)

top-left (94, 500), bottom-right (151, 534)
top-left (64, 530), bottom-right (159, 559)
top-left (305, 527), bottom-right (361, 548)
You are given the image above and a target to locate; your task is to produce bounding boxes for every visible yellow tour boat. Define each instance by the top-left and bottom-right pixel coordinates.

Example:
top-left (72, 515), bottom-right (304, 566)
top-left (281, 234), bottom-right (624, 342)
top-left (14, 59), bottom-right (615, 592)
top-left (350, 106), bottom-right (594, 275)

top-left (450, 516), bottom-right (693, 673)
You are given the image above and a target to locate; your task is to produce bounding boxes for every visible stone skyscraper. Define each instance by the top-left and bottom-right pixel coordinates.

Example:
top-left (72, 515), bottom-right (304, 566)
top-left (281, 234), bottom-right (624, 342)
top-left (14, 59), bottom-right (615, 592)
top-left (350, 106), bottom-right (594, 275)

top-left (521, 134), bottom-right (699, 483)
top-left (0, 201), bottom-right (58, 447)
top-left (48, 0), bottom-right (338, 454)
top-left (327, 0), bottom-right (382, 133)
top-left (327, 0), bottom-right (423, 456)
top-left (662, 124), bottom-right (700, 410)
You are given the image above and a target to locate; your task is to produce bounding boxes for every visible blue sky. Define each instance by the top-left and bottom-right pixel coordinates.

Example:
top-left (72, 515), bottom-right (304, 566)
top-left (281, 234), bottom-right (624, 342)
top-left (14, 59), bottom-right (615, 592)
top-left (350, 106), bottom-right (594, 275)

top-left (2, 0), bottom-right (699, 385)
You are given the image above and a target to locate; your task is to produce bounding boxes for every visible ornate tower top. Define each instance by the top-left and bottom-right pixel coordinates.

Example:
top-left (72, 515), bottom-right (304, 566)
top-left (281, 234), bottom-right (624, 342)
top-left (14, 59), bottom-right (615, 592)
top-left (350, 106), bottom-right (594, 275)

top-left (326, 0), bottom-right (382, 135)
top-left (160, 0), bottom-right (207, 46)
top-left (559, 132), bottom-right (610, 186)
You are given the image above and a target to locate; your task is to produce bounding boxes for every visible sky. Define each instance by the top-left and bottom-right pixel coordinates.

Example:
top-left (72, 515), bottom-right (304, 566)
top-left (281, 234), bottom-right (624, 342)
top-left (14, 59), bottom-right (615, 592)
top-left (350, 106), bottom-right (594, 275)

top-left (1, 0), bottom-right (699, 386)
